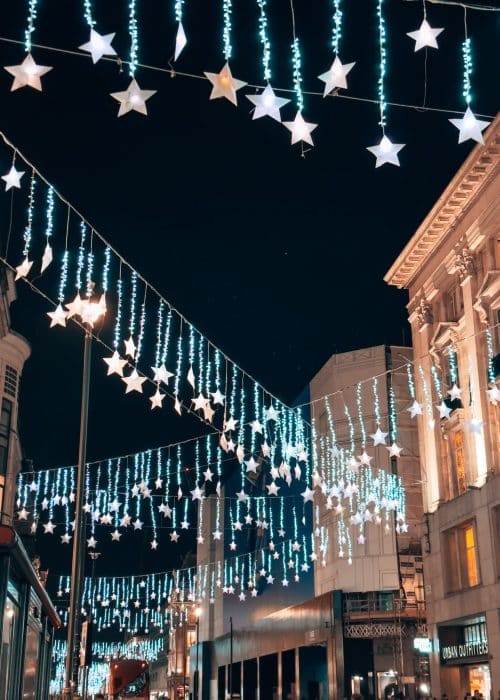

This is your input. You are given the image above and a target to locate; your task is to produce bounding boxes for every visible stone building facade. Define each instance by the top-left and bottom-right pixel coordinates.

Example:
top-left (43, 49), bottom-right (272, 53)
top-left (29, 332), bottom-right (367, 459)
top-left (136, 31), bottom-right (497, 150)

top-left (385, 116), bottom-right (500, 699)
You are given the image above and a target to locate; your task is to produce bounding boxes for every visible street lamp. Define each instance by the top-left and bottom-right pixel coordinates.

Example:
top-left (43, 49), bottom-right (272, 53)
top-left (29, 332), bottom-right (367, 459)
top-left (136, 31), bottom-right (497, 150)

top-left (63, 294), bottom-right (105, 699)
top-left (194, 606), bottom-right (202, 700)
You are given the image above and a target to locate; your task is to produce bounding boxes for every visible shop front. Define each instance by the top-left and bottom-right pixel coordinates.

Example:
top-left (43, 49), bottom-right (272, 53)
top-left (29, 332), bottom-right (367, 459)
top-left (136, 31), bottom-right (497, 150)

top-left (438, 616), bottom-right (490, 700)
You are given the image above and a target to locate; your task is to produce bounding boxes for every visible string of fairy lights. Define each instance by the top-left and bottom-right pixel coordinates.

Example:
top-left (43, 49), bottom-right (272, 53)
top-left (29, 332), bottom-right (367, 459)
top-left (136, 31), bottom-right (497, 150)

top-left (0, 0), bottom-right (496, 161)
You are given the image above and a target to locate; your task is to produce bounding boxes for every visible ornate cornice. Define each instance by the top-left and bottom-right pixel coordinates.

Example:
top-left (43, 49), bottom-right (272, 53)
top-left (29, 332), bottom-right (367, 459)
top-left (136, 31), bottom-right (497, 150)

top-left (385, 114), bottom-right (500, 290)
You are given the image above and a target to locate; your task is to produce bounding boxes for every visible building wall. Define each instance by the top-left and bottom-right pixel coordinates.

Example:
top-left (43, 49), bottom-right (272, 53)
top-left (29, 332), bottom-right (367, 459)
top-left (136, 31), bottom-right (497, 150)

top-left (385, 116), bottom-right (500, 698)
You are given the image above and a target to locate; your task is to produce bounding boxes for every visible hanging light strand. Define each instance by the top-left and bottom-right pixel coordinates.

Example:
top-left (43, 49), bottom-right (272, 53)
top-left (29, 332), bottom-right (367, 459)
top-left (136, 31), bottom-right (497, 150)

top-left (462, 12), bottom-right (472, 106)
top-left (257, 0), bottom-right (271, 82)
top-left (376, 0), bottom-right (387, 128)
top-left (223, 0), bottom-right (233, 60)
top-left (486, 327), bottom-right (495, 385)
top-left (83, 0), bottom-right (96, 28)
top-left (332, 0), bottom-right (343, 55)
top-left (22, 172), bottom-right (36, 258)
top-left (291, 37), bottom-right (304, 112)
top-left (174, 0), bottom-right (185, 23)
top-left (24, 0), bottom-right (39, 53)
top-left (128, 0), bottom-right (139, 77)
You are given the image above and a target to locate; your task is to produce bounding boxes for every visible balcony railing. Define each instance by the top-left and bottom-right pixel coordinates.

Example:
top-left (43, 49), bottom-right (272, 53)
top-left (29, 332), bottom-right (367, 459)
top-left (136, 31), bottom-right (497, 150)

top-left (343, 594), bottom-right (425, 623)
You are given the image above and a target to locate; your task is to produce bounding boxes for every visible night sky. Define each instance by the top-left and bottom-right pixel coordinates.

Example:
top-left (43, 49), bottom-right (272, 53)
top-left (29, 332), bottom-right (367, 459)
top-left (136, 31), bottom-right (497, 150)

top-left (0, 0), bottom-right (498, 581)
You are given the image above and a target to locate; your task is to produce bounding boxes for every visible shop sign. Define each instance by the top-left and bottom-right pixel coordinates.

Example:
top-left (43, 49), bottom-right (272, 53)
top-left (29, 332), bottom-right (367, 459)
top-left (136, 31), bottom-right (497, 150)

top-left (441, 641), bottom-right (488, 662)
top-left (413, 638), bottom-right (432, 654)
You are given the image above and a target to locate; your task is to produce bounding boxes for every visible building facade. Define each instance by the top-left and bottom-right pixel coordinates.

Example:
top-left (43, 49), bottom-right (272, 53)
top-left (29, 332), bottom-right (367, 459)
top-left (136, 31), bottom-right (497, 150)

top-left (0, 263), bottom-right (60, 699)
top-left (385, 115), bottom-right (500, 699)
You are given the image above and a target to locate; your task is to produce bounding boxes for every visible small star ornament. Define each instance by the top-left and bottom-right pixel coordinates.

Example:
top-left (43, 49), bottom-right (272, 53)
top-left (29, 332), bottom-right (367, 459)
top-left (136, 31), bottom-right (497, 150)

top-left (61, 532), bottom-right (72, 544)
top-left (79, 29), bottom-right (117, 63)
top-left (407, 20), bottom-right (444, 51)
top-left (318, 56), bottom-right (356, 94)
top-left (4, 53), bottom-right (53, 91)
top-left (2, 165), bottom-right (25, 190)
top-left (283, 111), bottom-right (318, 146)
top-left (47, 303), bottom-right (68, 328)
top-left (370, 427), bottom-right (388, 446)
top-left (448, 383), bottom-right (462, 401)
top-left (152, 364), bottom-right (174, 385)
top-left (407, 400), bottom-right (423, 418)
top-left (437, 401), bottom-right (452, 419)
top-left (487, 385), bottom-right (500, 404)
top-left (387, 442), bottom-right (403, 458)
top-left (204, 62), bottom-right (247, 106)
top-left (110, 79), bottom-right (157, 117)
top-left (449, 107), bottom-right (490, 145)
top-left (104, 351), bottom-right (127, 377)
top-left (122, 369), bottom-right (146, 394)
top-left (149, 388), bottom-right (165, 409)
top-left (246, 84), bottom-right (290, 122)
top-left (15, 257), bottom-right (33, 280)
top-left (367, 134), bottom-right (405, 168)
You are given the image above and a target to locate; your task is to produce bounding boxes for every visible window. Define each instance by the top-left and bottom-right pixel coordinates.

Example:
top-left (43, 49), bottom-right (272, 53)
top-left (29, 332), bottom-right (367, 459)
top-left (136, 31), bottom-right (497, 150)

top-left (0, 398), bottom-right (13, 476)
top-left (446, 285), bottom-right (464, 322)
top-left (452, 429), bottom-right (467, 496)
top-left (4, 365), bottom-right (18, 399)
top-left (443, 521), bottom-right (480, 593)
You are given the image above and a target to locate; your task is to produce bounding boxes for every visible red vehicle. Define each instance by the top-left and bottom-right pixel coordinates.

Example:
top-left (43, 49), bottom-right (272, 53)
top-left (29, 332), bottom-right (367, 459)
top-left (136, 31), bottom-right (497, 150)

top-left (109, 659), bottom-right (150, 699)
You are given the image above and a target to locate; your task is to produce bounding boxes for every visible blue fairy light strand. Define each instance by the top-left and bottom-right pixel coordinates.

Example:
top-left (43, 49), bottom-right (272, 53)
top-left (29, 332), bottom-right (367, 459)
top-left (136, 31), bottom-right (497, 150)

top-left (102, 247), bottom-right (111, 293)
top-left (223, 0), bottom-right (233, 60)
top-left (83, 0), bottom-right (96, 28)
top-left (76, 222), bottom-right (87, 291)
top-left (291, 38), bottom-right (304, 112)
top-left (22, 172), bottom-right (36, 258)
top-left (486, 327), bottom-right (495, 385)
top-left (257, 0), bottom-right (271, 82)
top-left (113, 273), bottom-right (123, 350)
top-left (462, 36), bottom-right (472, 106)
top-left (174, 0), bottom-right (185, 23)
top-left (24, 0), bottom-right (39, 53)
top-left (376, 0), bottom-right (387, 128)
top-left (332, 0), bottom-right (343, 56)
top-left (128, 0), bottom-right (139, 77)
top-left (44, 186), bottom-right (55, 244)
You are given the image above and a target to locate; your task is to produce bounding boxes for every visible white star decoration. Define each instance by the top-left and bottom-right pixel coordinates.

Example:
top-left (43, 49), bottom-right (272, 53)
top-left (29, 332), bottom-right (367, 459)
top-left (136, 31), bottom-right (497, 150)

top-left (110, 79), bottom-right (157, 117)
top-left (2, 165), bottom-right (25, 190)
top-left (210, 388), bottom-right (225, 405)
top-left (283, 111), bottom-right (318, 146)
top-left (61, 532), bottom-right (72, 544)
top-left (448, 383), bottom-right (462, 401)
top-left (370, 428), bottom-right (388, 446)
top-left (122, 369), bottom-right (146, 394)
top-left (204, 62), bottom-right (247, 106)
top-left (152, 364), bottom-right (174, 385)
top-left (407, 20), bottom-right (444, 51)
top-left (449, 108), bottom-right (489, 145)
top-left (407, 400), bottom-right (423, 418)
top-left (466, 417), bottom-right (483, 434)
top-left (4, 53), bottom-right (53, 91)
top-left (149, 389), bottom-right (165, 409)
top-left (111, 529), bottom-right (122, 542)
top-left (15, 258), bottom-right (33, 281)
top-left (104, 351), bottom-right (127, 377)
top-left (174, 22), bottom-right (187, 61)
top-left (47, 303), bottom-right (68, 328)
top-left (437, 401), bottom-right (452, 419)
top-left (487, 385), bottom-right (500, 404)
top-left (87, 536), bottom-right (97, 548)
top-left (318, 56), bottom-right (356, 94)
top-left (367, 135), bottom-right (405, 168)
top-left (79, 29), bottom-right (117, 63)
top-left (246, 84), bottom-right (290, 122)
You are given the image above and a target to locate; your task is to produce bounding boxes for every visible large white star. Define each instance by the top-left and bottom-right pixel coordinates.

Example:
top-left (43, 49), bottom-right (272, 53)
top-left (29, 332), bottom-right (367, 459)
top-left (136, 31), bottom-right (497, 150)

top-left (47, 303), bottom-right (68, 328)
top-left (110, 79), bottom-right (157, 117)
top-left (370, 428), bottom-right (388, 446)
top-left (266, 481), bottom-right (280, 496)
top-left (4, 53), bottom-right (53, 91)
top-left (318, 56), bottom-right (356, 94)
top-left (367, 135), bottom-right (405, 168)
top-left (246, 84), bottom-right (290, 122)
top-left (79, 29), bottom-right (117, 63)
top-left (152, 364), bottom-right (174, 385)
top-left (283, 111), bottom-right (318, 146)
top-left (122, 369), bottom-right (146, 394)
top-left (204, 62), bottom-right (247, 106)
top-left (2, 165), bottom-right (25, 191)
top-left (407, 20), bottom-right (444, 51)
top-left (210, 388), bottom-right (225, 406)
top-left (436, 401), bottom-right (452, 419)
top-left (449, 108), bottom-right (489, 145)
top-left (103, 351), bottom-right (127, 377)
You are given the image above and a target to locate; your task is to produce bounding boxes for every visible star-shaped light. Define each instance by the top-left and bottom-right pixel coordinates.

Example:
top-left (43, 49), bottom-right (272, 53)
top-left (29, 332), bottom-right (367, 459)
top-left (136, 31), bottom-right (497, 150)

top-left (203, 402), bottom-right (215, 423)
top-left (103, 351), bottom-right (127, 377)
top-left (292, 540), bottom-right (301, 552)
top-left (449, 108), bottom-right (490, 145)
top-left (301, 487), bottom-right (315, 503)
top-left (251, 588), bottom-right (258, 598)
top-left (407, 400), bottom-right (423, 418)
top-left (111, 529), bottom-right (121, 542)
top-left (109, 498), bottom-right (121, 513)
top-left (210, 388), bottom-right (225, 406)
top-left (236, 489), bottom-right (248, 503)
top-left (61, 532), bottom-right (72, 544)
top-left (265, 405), bottom-right (280, 422)
top-left (170, 530), bottom-right (180, 542)
top-left (150, 388), bottom-right (165, 409)
top-left (448, 383), bottom-right (462, 401)
top-left (203, 467), bottom-right (214, 482)
top-left (358, 451), bottom-right (373, 466)
top-left (65, 292), bottom-right (85, 319)
top-left (132, 518), bottom-right (144, 530)
top-left (124, 335), bottom-right (136, 358)
top-left (204, 62), bottom-right (247, 106)
top-left (250, 419), bottom-right (263, 434)
top-left (41, 242), bottom-right (53, 273)
top-left (120, 513), bottom-right (131, 527)
top-left (266, 481), bottom-right (280, 496)
top-left (261, 441), bottom-right (271, 458)
top-left (234, 521), bottom-right (243, 531)
top-left (150, 539), bottom-right (158, 550)
top-left (5, 53), bottom-right (53, 91)
top-left (278, 528), bottom-right (285, 537)
top-left (487, 385), bottom-right (500, 404)
top-left (370, 428), bottom-right (388, 446)
top-left (246, 84), bottom-right (290, 122)
top-left (466, 417), bottom-right (483, 434)
top-left (154, 477), bottom-right (163, 489)
top-left (122, 369), bottom-right (146, 394)
top-left (158, 503), bottom-right (172, 519)
top-left (192, 393), bottom-right (208, 411)
top-left (152, 364), bottom-right (174, 385)
top-left (358, 534), bottom-right (366, 545)
top-left (224, 416), bottom-right (238, 432)
top-left (407, 20), bottom-right (444, 51)
top-left (318, 56), bottom-right (356, 94)
top-left (266, 575), bottom-right (274, 585)
top-left (229, 541), bottom-right (237, 551)
top-left (387, 442), bottom-right (403, 458)
top-left (47, 303), bottom-right (68, 328)
top-left (79, 29), bottom-right (117, 63)
top-left (283, 111), bottom-right (318, 146)
top-left (197, 535), bottom-right (205, 544)
top-left (2, 165), bottom-right (25, 191)
top-left (212, 529), bottom-right (222, 540)
top-left (87, 536), bottom-right (97, 548)
top-left (367, 135), bottom-right (405, 168)
top-left (436, 401), bottom-right (452, 419)
top-left (15, 257), bottom-right (33, 281)
top-left (190, 486), bottom-right (203, 501)
top-left (245, 457), bottom-right (259, 474)
top-left (110, 79), bottom-right (157, 117)
top-left (17, 507), bottom-right (29, 520)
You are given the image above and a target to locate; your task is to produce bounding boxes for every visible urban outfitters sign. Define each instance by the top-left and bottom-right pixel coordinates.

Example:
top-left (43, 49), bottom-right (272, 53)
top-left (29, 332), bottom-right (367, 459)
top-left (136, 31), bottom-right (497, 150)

top-left (441, 641), bottom-right (488, 662)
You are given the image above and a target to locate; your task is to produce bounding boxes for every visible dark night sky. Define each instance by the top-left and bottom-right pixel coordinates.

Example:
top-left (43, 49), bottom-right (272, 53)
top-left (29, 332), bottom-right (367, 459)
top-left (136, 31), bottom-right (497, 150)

top-left (0, 1), bottom-right (498, 579)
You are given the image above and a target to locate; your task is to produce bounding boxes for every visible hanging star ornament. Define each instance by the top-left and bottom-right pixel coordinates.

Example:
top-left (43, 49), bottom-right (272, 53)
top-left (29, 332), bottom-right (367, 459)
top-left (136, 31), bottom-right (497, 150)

top-left (15, 257), bottom-right (33, 281)
top-left (122, 369), bottom-right (146, 394)
top-left (370, 427), bottom-right (388, 446)
top-left (152, 364), bottom-right (174, 385)
top-left (246, 84), bottom-right (290, 122)
top-left (407, 400), bottom-right (423, 418)
top-left (204, 62), bottom-right (247, 106)
top-left (367, 135), bottom-right (405, 168)
top-left (2, 165), bottom-right (25, 191)
top-left (407, 20), bottom-right (444, 51)
top-left (283, 111), bottom-right (318, 146)
top-left (41, 243), bottom-right (53, 273)
top-left (149, 388), bottom-right (165, 409)
top-left (79, 29), bottom-right (117, 64)
top-left (449, 108), bottom-right (489, 145)
top-left (103, 351), bottom-right (127, 377)
top-left (110, 79), bottom-right (157, 117)
top-left (318, 56), bottom-right (356, 95)
top-left (4, 53), bottom-right (53, 91)
top-left (47, 303), bottom-right (68, 328)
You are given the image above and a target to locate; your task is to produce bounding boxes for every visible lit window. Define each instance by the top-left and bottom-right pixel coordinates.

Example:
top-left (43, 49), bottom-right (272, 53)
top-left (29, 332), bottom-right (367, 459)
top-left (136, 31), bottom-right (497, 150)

top-left (443, 521), bottom-right (480, 593)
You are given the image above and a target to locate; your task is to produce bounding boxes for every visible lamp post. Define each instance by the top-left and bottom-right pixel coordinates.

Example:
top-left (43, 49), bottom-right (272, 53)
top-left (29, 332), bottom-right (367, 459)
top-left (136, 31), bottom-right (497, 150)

top-left (63, 295), bottom-right (105, 699)
top-left (194, 606), bottom-right (202, 700)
